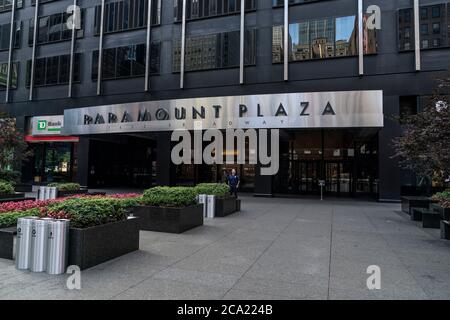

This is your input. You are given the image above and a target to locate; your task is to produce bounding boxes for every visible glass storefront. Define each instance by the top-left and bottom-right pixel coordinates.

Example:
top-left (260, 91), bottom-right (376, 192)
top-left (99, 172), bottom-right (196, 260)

top-left (31, 142), bottom-right (76, 183)
top-left (274, 129), bottom-right (379, 197)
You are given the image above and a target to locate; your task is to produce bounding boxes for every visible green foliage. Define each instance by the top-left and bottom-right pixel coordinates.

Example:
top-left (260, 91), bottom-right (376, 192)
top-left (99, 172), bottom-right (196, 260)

top-left (195, 183), bottom-right (230, 197)
top-left (432, 189), bottom-right (450, 202)
top-left (47, 183), bottom-right (81, 191)
top-left (0, 181), bottom-right (14, 195)
top-left (0, 208), bottom-right (39, 228)
top-left (142, 186), bottom-right (197, 208)
top-left (46, 198), bottom-right (128, 229)
top-left (0, 114), bottom-right (32, 179)
top-left (0, 169), bottom-right (20, 184)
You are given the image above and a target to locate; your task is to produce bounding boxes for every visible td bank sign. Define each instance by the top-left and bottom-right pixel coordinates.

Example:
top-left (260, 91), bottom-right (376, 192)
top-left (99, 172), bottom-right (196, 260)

top-left (32, 116), bottom-right (64, 136)
top-left (62, 91), bottom-right (384, 135)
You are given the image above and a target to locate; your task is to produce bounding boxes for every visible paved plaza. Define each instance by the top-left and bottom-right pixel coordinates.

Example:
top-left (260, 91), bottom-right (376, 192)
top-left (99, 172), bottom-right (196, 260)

top-left (1, 196), bottom-right (450, 300)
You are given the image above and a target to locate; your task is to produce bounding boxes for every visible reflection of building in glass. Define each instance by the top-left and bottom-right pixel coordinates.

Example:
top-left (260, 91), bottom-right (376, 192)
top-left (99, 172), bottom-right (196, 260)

top-left (310, 19), bottom-right (335, 59)
top-left (272, 26), bottom-right (283, 63)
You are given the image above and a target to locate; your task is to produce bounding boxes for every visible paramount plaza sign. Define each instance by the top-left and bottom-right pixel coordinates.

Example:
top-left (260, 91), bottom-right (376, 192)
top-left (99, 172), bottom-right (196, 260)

top-left (62, 90), bottom-right (384, 135)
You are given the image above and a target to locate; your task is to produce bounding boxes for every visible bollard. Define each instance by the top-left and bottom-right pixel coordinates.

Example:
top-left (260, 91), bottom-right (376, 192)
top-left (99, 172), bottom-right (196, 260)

top-left (38, 187), bottom-right (46, 201)
top-left (49, 187), bottom-right (57, 200)
top-left (46, 219), bottom-right (70, 275)
top-left (16, 217), bottom-right (38, 270)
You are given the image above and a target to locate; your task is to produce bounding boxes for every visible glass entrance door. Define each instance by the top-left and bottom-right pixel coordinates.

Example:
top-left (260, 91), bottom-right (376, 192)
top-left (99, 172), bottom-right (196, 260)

top-left (299, 161), bottom-right (320, 194)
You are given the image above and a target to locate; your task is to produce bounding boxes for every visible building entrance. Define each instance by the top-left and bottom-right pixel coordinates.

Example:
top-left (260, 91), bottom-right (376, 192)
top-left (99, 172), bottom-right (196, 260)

top-left (274, 129), bottom-right (379, 198)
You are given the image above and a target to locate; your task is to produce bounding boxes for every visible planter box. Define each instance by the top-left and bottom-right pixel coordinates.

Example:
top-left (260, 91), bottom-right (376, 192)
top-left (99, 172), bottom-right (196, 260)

top-left (68, 217), bottom-right (140, 270)
top-left (401, 197), bottom-right (433, 215)
top-left (14, 184), bottom-right (32, 193)
top-left (422, 211), bottom-right (441, 229)
top-left (0, 227), bottom-right (16, 260)
top-left (215, 197), bottom-right (239, 217)
top-left (411, 208), bottom-right (425, 221)
top-left (431, 204), bottom-right (450, 221)
top-left (0, 193), bottom-right (25, 201)
top-left (441, 221), bottom-right (450, 240)
top-left (133, 204), bottom-right (203, 234)
top-left (57, 189), bottom-right (89, 198)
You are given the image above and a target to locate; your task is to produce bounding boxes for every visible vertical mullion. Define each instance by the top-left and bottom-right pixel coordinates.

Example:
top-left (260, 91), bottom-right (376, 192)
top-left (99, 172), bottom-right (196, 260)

top-left (414, 0), bottom-right (421, 71)
top-left (358, 0), bottom-right (364, 76)
top-left (5, 0), bottom-right (16, 103)
top-left (97, 0), bottom-right (106, 95)
top-left (180, 0), bottom-right (187, 89)
top-left (68, 0), bottom-right (77, 98)
top-left (284, 0), bottom-right (288, 81)
top-left (29, 0), bottom-right (39, 101)
top-left (239, 0), bottom-right (245, 84)
top-left (145, 0), bottom-right (152, 91)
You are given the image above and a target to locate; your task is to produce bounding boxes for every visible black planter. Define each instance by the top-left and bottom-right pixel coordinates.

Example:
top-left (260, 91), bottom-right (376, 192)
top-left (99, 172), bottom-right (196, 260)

top-left (422, 211), bottom-right (441, 229)
top-left (133, 204), bottom-right (203, 234)
top-left (215, 197), bottom-right (239, 217)
top-left (14, 184), bottom-right (32, 193)
top-left (410, 208), bottom-right (425, 221)
top-left (0, 227), bottom-right (16, 260)
top-left (441, 221), bottom-right (450, 240)
top-left (57, 189), bottom-right (89, 198)
top-left (431, 204), bottom-right (450, 221)
top-left (68, 217), bottom-right (140, 270)
top-left (0, 193), bottom-right (25, 200)
top-left (401, 196), bottom-right (433, 215)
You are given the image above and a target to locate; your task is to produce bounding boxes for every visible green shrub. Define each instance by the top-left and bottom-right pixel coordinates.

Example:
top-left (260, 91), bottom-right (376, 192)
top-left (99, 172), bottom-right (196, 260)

top-left (45, 198), bottom-right (128, 229)
top-left (47, 183), bottom-right (81, 191)
top-left (195, 183), bottom-right (230, 197)
top-left (142, 186), bottom-right (197, 208)
top-left (0, 170), bottom-right (20, 184)
top-left (0, 208), bottom-right (39, 228)
top-left (432, 189), bottom-right (450, 204)
top-left (0, 181), bottom-right (14, 195)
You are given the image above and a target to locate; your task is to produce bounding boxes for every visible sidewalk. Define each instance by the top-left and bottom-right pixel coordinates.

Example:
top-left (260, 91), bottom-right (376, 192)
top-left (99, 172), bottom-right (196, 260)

top-left (1, 196), bottom-right (449, 300)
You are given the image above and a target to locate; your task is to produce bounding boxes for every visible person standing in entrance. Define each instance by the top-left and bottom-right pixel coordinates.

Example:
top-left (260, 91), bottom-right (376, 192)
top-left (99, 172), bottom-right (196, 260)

top-left (227, 169), bottom-right (240, 198)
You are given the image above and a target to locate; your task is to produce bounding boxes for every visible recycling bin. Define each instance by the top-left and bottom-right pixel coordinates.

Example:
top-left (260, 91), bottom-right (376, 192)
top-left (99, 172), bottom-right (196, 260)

top-left (49, 187), bottom-right (57, 200)
top-left (46, 219), bottom-right (70, 275)
top-left (16, 217), bottom-right (38, 270)
top-left (207, 195), bottom-right (216, 219)
top-left (38, 187), bottom-right (47, 201)
top-left (198, 194), bottom-right (208, 218)
top-left (30, 219), bottom-right (50, 272)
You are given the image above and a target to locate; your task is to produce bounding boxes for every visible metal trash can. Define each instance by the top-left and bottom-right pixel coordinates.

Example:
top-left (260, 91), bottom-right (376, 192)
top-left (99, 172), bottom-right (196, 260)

top-left (30, 219), bottom-right (50, 272)
top-left (207, 195), bottom-right (216, 219)
top-left (49, 187), bottom-right (57, 200)
top-left (47, 219), bottom-right (70, 275)
top-left (198, 194), bottom-right (208, 218)
top-left (16, 217), bottom-right (38, 270)
top-left (38, 187), bottom-right (47, 201)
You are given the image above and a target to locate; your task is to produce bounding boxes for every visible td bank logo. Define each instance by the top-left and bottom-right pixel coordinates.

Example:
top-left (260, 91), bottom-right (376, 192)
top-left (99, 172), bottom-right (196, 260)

top-left (37, 120), bottom-right (47, 131)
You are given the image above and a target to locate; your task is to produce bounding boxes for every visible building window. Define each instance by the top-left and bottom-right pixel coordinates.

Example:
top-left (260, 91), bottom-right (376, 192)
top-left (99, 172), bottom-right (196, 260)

top-left (0, 0), bottom-right (23, 12)
top-left (26, 54), bottom-right (81, 87)
top-left (172, 29), bottom-right (256, 72)
top-left (272, 0), bottom-right (324, 6)
top-left (94, 0), bottom-right (161, 35)
top-left (272, 14), bottom-right (376, 63)
top-left (0, 22), bottom-right (20, 51)
top-left (28, 11), bottom-right (85, 46)
top-left (0, 61), bottom-right (18, 90)
top-left (92, 43), bottom-right (161, 81)
top-left (174, 0), bottom-right (256, 22)
top-left (398, 3), bottom-right (449, 51)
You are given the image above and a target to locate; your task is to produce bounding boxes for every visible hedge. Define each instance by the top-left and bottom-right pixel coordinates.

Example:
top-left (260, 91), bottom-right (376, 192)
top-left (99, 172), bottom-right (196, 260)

top-left (142, 186), bottom-right (197, 208)
top-left (194, 183), bottom-right (230, 197)
top-left (0, 208), bottom-right (39, 229)
top-left (0, 181), bottom-right (14, 195)
top-left (46, 183), bottom-right (81, 191)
